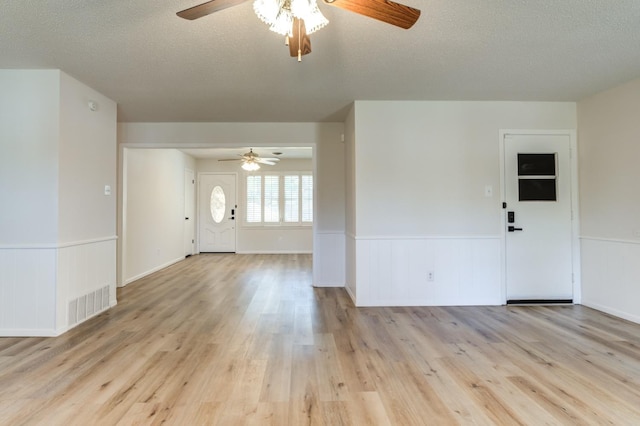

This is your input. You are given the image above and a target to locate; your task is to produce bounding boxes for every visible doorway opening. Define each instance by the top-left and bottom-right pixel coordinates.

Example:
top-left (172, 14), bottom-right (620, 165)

top-left (118, 144), bottom-right (316, 287)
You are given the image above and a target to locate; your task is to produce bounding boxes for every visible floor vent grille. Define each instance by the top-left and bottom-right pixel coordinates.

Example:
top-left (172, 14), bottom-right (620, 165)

top-left (68, 286), bottom-right (110, 327)
top-left (68, 299), bottom-right (78, 325)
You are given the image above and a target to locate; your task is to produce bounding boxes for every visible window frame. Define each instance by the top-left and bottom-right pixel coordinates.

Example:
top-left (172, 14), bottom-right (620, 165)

top-left (243, 171), bottom-right (313, 227)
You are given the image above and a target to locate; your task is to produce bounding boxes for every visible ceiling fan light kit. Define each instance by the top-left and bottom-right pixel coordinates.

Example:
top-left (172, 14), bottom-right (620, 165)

top-left (241, 161), bottom-right (261, 171)
top-left (178, 0), bottom-right (420, 61)
top-left (254, 0), bottom-right (329, 36)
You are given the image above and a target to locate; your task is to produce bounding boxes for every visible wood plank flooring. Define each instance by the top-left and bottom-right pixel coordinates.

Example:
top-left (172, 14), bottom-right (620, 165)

top-left (1, 253), bottom-right (640, 425)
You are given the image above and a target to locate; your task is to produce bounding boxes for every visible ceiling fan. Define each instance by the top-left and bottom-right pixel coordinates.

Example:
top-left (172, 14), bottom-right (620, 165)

top-left (177, 0), bottom-right (421, 61)
top-left (218, 149), bottom-right (280, 171)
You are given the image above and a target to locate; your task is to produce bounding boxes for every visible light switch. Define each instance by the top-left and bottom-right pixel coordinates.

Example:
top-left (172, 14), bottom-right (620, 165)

top-left (104, 185), bottom-right (111, 196)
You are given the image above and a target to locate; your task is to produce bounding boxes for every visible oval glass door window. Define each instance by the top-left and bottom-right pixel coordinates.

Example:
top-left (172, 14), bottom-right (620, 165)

top-left (210, 186), bottom-right (226, 223)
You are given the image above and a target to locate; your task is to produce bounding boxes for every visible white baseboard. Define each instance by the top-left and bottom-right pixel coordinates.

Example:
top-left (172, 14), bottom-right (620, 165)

top-left (345, 284), bottom-right (357, 305)
top-left (353, 299), bottom-right (502, 308)
top-left (581, 301), bottom-right (640, 325)
top-left (122, 256), bottom-right (185, 286)
top-left (313, 281), bottom-right (345, 288)
top-left (235, 250), bottom-right (313, 254)
top-left (0, 328), bottom-right (58, 337)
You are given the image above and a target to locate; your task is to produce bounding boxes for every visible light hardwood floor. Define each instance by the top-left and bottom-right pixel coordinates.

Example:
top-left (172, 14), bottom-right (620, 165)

top-left (1, 253), bottom-right (640, 425)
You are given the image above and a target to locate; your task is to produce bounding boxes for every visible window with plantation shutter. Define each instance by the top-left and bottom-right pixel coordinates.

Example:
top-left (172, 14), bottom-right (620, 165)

top-left (284, 175), bottom-right (299, 222)
top-left (301, 175), bottom-right (313, 223)
top-left (264, 175), bottom-right (280, 223)
top-left (246, 176), bottom-right (262, 223)
top-left (245, 172), bottom-right (312, 226)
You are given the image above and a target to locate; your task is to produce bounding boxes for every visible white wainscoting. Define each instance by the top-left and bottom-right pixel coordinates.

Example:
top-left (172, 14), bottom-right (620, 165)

top-left (351, 236), bottom-right (502, 307)
top-left (345, 234), bottom-right (357, 299)
top-left (581, 237), bottom-right (640, 324)
top-left (0, 247), bottom-right (57, 336)
top-left (0, 237), bottom-right (117, 337)
top-left (313, 231), bottom-right (345, 287)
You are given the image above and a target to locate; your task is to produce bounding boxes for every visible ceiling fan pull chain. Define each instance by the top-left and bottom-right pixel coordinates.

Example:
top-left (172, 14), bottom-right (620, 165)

top-left (285, 35), bottom-right (289, 46)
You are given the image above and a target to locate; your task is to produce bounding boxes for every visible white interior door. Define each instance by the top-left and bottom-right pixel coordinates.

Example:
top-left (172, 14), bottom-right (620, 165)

top-left (184, 169), bottom-right (195, 257)
top-left (504, 133), bottom-right (574, 302)
top-left (199, 173), bottom-right (237, 253)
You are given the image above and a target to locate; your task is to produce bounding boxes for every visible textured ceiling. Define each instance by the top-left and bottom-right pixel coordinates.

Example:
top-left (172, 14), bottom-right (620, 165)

top-left (2, 1), bottom-right (640, 122)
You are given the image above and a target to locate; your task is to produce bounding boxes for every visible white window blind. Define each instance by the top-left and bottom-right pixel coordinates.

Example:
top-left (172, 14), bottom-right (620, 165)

top-left (246, 176), bottom-right (262, 223)
top-left (301, 175), bottom-right (313, 222)
top-left (284, 175), bottom-right (299, 222)
top-left (263, 175), bottom-right (280, 223)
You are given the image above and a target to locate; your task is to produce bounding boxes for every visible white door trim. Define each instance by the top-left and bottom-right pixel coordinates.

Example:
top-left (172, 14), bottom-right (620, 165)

top-left (184, 168), bottom-right (195, 257)
top-left (498, 129), bottom-right (581, 304)
top-left (196, 172), bottom-right (238, 253)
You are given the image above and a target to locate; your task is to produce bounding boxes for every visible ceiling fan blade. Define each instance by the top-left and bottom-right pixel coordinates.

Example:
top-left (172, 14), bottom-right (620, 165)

top-left (177, 0), bottom-right (249, 20)
top-left (256, 159), bottom-right (278, 165)
top-left (257, 157), bottom-right (280, 162)
top-left (289, 18), bottom-right (312, 58)
top-left (218, 159), bottom-right (242, 162)
top-left (324, 0), bottom-right (420, 29)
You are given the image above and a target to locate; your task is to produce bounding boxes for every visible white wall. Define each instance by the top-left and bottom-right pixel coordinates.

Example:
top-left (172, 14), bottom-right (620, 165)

top-left (197, 158), bottom-right (313, 254)
top-left (0, 70), bottom-right (59, 334)
top-left (344, 105), bottom-right (357, 298)
top-left (349, 101), bottom-right (577, 306)
top-left (57, 73), bottom-right (118, 332)
top-left (578, 77), bottom-right (640, 324)
top-left (58, 72), bottom-right (117, 242)
top-left (0, 70), bottom-right (117, 336)
top-left (354, 101), bottom-right (577, 236)
top-left (118, 122), bottom-right (346, 287)
top-left (122, 149), bottom-right (195, 285)
top-left (0, 70), bottom-right (60, 245)
top-left (314, 123), bottom-right (346, 287)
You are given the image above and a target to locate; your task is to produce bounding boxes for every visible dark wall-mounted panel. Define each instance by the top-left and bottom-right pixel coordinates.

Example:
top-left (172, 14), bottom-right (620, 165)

top-left (519, 178), bottom-right (557, 201)
top-left (518, 153), bottom-right (556, 176)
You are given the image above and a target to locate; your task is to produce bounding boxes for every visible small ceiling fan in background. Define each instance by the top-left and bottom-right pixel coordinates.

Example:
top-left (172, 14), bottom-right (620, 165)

top-left (177, 0), bottom-right (421, 61)
top-left (218, 149), bottom-right (280, 171)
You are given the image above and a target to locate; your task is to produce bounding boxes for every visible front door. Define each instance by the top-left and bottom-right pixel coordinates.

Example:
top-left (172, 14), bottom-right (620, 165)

top-left (199, 173), bottom-right (237, 253)
top-left (504, 133), bottom-right (574, 302)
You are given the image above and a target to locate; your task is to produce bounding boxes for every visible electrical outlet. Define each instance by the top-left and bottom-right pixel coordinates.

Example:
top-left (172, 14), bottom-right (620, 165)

top-left (427, 271), bottom-right (434, 282)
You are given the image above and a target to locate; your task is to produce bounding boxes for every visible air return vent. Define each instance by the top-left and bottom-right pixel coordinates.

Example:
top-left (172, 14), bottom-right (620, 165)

top-left (68, 286), bottom-right (110, 327)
